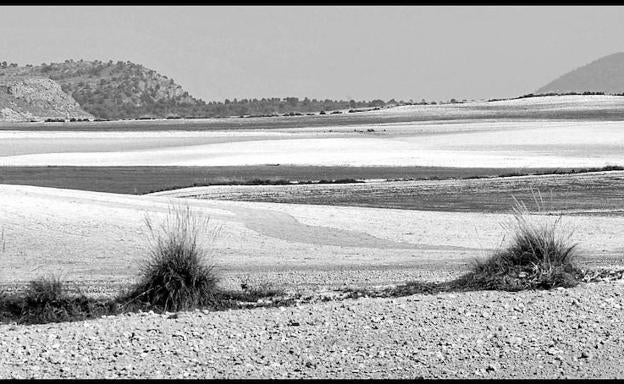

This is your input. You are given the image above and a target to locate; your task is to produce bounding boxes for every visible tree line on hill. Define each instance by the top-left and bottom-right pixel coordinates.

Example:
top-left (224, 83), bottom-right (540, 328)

top-left (144, 97), bottom-right (468, 120)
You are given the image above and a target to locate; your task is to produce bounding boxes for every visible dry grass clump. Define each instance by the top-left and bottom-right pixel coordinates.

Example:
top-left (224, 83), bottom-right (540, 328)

top-left (123, 205), bottom-right (220, 312)
top-left (0, 275), bottom-right (115, 324)
top-left (458, 197), bottom-right (581, 291)
top-left (24, 275), bottom-right (65, 305)
top-left (18, 276), bottom-right (80, 323)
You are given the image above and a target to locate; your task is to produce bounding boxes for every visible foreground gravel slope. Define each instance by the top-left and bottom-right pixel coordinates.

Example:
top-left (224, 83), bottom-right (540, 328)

top-left (2, 281), bottom-right (623, 379)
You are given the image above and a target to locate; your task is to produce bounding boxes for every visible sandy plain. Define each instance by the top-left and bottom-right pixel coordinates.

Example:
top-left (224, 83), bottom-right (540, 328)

top-left (2, 119), bottom-right (624, 168)
top-left (1, 96), bottom-right (624, 168)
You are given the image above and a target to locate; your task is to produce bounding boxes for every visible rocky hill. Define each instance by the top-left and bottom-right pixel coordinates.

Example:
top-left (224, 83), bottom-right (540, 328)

top-left (0, 60), bottom-right (204, 120)
top-left (536, 52), bottom-right (624, 95)
top-left (0, 76), bottom-right (93, 122)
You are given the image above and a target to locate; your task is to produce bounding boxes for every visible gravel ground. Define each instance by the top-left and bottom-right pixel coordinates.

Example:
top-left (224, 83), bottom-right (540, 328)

top-left (1, 280), bottom-right (623, 379)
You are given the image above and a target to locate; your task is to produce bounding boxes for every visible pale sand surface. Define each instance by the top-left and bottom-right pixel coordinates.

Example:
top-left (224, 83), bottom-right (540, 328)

top-left (1, 184), bottom-right (623, 290)
top-left (1, 119), bottom-right (624, 167)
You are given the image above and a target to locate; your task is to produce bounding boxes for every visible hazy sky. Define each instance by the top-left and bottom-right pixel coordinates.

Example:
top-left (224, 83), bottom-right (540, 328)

top-left (1, 6), bottom-right (624, 102)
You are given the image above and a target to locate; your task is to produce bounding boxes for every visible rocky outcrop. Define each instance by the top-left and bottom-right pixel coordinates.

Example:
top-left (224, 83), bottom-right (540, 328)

top-left (0, 60), bottom-right (204, 120)
top-left (0, 77), bottom-right (93, 122)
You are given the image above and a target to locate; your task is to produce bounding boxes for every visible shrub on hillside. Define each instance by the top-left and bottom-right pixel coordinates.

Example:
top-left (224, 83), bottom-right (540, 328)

top-left (124, 205), bottom-right (220, 312)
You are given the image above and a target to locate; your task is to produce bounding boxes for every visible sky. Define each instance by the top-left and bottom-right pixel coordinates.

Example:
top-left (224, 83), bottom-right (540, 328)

top-left (1, 6), bottom-right (624, 102)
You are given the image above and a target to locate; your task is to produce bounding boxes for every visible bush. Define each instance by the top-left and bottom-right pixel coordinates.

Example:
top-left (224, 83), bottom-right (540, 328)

top-left (458, 198), bottom-right (581, 291)
top-left (18, 275), bottom-right (78, 323)
top-left (16, 276), bottom-right (106, 324)
top-left (124, 205), bottom-right (220, 312)
top-left (24, 275), bottom-right (65, 305)
top-left (0, 275), bottom-right (120, 324)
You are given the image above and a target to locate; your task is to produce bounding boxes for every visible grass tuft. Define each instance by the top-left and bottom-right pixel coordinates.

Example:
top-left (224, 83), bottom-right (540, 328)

top-left (122, 204), bottom-right (220, 312)
top-left (18, 275), bottom-right (79, 323)
top-left (0, 275), bottom-right (117, 324)
top-left (457, 196), bottom-right (581, 291)
top-left (24, 275), bottom-right (66, 305)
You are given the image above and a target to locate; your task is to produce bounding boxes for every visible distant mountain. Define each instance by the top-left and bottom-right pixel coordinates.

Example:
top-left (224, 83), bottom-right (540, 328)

top-left (0, 76), bottom-right (92, 122)
top-left (536, 52), bottom-right (624, 95)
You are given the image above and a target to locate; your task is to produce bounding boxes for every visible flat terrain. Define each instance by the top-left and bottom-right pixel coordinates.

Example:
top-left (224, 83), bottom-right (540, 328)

top-left (153, 171), bottom-right (624, 216)
top-left (2, 119), bottom-right (624, 168)
top-left (1, 96), bottom-right (624, 169)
